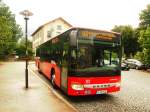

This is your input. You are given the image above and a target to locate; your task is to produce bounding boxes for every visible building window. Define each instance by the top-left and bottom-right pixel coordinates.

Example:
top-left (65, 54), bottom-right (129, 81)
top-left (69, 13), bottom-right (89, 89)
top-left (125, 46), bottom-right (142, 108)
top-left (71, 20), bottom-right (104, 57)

top-left (47, 31), bottom-right (51, 38)
top-left (57, 32), bottom-right (61, 35)
top-left (47, 28), bottom-right (54, 38)
top-left (57, 25), bottom-right (62, 30)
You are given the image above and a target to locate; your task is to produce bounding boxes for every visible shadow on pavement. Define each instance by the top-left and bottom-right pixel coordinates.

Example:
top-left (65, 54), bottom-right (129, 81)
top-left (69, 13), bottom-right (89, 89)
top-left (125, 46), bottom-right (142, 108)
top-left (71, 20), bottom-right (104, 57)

top-left (67, 94), bottom-right (114, 103)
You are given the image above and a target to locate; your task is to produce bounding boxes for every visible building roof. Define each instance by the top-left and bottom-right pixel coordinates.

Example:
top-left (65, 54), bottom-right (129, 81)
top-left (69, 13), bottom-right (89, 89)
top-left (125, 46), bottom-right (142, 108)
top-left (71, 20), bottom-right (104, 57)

top-left (31, 17), bottom-right (72, 36)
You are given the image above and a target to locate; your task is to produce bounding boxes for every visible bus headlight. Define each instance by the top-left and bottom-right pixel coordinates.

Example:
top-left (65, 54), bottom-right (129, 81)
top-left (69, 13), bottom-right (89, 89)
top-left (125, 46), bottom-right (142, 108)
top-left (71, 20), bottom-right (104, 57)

top-left (71, 84), bottom-right (84, 90)
top-left (115, 82), bottom-right (121, 87)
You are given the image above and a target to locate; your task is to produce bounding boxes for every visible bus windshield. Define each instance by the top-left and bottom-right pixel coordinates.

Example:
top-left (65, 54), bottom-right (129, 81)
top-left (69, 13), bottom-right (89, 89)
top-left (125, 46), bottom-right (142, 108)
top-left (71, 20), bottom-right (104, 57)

top-left (70, 43), bottom-right (121, 76)
top-left (77, 46), bottom-right (120, 71)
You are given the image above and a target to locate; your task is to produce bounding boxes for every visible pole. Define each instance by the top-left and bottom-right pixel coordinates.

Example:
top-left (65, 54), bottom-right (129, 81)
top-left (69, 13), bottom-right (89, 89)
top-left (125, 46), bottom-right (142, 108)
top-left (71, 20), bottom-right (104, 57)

top-left (25, 17), bottom-right (29, 88)
top-left (20, 10), bottom-right (33, 89)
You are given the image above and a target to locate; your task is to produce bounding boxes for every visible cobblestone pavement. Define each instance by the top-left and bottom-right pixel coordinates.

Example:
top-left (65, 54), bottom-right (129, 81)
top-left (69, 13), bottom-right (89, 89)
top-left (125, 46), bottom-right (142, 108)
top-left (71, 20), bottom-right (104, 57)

top-left (30, 63), bottom-right (150, 112)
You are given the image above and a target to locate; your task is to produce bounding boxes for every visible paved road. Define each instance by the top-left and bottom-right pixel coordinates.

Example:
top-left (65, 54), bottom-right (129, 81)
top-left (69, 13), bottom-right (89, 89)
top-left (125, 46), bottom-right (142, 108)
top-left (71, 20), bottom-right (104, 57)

top-left (0, 62), bottom-right (76, 112)
top-left (30, 63), bottom-right (150, 112)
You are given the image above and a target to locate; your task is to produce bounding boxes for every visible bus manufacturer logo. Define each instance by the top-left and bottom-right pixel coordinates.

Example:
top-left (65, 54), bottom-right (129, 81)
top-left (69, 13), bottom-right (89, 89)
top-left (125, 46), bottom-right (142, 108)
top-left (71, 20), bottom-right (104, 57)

top-left (85, 80), bottom-right (90, 84)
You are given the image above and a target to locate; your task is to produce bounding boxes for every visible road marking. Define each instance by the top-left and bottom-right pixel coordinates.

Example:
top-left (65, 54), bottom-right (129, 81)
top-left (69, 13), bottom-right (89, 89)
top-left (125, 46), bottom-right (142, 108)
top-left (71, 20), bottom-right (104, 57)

top-left (28, 66), bottom-right (78, 112)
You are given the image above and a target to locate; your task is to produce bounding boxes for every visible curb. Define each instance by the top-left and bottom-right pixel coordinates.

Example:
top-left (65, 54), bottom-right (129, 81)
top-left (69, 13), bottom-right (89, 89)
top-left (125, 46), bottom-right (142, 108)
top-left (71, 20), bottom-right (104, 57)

top-left (28, 66), bottom-right (78, 112)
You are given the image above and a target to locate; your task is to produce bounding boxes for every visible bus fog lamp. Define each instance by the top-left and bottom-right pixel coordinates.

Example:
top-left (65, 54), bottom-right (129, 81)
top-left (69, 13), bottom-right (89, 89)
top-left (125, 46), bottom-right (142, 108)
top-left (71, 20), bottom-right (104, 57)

top-left (71, 84), bottom-right (84, 90)
top-left (115, 82), bottom-right (121, 87)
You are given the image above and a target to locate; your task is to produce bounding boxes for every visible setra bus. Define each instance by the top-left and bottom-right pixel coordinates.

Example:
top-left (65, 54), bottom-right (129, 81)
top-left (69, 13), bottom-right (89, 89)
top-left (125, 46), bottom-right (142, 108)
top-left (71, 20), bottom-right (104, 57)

top-left (35, 27), bottom-right (122, 96)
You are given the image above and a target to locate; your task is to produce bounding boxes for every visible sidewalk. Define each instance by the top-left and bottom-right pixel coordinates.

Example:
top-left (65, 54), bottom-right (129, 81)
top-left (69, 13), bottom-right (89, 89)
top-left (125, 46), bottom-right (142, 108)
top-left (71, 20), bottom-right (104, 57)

top-left (0, 62), bottom-right (76, 112)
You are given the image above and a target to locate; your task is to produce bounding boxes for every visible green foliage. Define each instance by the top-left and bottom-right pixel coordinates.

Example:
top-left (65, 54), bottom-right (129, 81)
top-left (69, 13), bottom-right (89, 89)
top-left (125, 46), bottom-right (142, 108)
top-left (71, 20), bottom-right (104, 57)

top-left (112, 25), bottom-right (140, 58)
top-left (0, 2), bottom-right (22, 58)
top-left (134, 51), bottom-right (144, 62)
top-left (15, 38), bottom-right (34, 57)
top-left (139, 27), bottom-right (150, 49)
top-left (143, 48), bottom-right (150, 64)
top-left (139, 4), bottom-right (150, 29)
top-left (135, 49), bottom-right (150, 64)
top-left (137, 4), bottom-right (150, 64)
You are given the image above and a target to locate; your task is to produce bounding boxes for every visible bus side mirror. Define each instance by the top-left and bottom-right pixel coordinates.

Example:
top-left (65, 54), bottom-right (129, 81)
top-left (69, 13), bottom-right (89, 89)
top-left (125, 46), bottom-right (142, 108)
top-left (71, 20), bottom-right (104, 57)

top-left (35, 57), bottom-right (40, 60)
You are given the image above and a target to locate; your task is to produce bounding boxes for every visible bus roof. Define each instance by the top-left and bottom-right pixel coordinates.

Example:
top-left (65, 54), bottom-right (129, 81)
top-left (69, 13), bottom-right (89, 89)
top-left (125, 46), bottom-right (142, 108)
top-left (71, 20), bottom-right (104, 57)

top-left (37, 27), bottom-right (121, 48)
top-left (71, 27), bottom-right (121, 35)
top-left (48, 27), bottom-right (120, 41)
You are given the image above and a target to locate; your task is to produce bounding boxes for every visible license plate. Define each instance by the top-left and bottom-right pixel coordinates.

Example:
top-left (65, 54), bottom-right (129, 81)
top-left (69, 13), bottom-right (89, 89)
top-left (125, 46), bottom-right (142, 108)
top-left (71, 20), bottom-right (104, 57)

top-left (96, 90), bottom-right (107, 94)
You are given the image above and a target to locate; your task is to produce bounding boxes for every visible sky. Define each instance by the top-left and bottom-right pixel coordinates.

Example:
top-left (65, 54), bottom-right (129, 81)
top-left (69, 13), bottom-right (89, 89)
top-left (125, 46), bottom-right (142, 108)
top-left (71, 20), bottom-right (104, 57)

top-left (3, 0), bottom-right (150, 37)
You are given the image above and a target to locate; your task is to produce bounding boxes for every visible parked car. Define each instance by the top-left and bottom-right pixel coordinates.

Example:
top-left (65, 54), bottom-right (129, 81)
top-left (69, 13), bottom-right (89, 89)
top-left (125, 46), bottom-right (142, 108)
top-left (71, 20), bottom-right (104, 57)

top-left (124, 59), bottom-right (145, 70)
top-left (121, 62), bottom-right (130, 71)
top-left (143, 64), bottom-right (150, 70)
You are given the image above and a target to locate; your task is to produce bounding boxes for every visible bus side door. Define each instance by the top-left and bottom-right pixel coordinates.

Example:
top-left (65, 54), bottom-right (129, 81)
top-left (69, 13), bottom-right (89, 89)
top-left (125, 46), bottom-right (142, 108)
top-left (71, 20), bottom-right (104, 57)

top-left (61, 42), bottom-right (69, 93)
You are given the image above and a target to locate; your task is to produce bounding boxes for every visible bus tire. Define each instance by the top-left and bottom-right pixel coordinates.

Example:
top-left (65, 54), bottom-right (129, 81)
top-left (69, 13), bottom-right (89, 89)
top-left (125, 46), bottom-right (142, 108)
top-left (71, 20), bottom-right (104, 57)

top-left (51, 69), bottom-right (57, 89)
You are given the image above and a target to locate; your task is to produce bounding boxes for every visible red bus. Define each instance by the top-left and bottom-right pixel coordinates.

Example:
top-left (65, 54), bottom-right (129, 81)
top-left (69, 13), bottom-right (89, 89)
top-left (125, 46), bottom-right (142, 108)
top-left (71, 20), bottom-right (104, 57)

top-left (35, 27), bottom-right (122, 96)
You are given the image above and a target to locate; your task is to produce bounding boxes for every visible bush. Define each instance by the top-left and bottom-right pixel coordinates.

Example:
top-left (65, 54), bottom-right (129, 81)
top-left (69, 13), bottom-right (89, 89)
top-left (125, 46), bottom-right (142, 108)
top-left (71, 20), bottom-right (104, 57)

top-left (134, 49), bottom-right (150, 64)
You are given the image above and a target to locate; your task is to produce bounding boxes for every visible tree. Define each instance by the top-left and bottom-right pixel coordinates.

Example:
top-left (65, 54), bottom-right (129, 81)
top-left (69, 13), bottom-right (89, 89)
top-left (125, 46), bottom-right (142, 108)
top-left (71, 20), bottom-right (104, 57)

top-left (0, 2), bottom-right (22, 58)
top-left (137, 4), bottom-right (150, 64)
top-left (139, 4), bottom-right (150, 29)
top-left (15, 38), bottom-right (34, 57)
top-left (112, 25), bottom-right (140, 58)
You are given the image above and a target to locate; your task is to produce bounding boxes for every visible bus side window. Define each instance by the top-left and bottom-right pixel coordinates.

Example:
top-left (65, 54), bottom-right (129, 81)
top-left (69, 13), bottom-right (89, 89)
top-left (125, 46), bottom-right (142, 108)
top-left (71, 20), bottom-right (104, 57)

top-left (71, 50), bottom-right (76, 62)
top-left (63, 51), bottom-right (68, 61)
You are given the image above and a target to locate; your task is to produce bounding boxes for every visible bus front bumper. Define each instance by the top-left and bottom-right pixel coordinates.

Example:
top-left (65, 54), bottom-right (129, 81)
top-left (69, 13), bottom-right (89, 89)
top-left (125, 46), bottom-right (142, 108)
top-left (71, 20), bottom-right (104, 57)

top-left (67, 76), bottom-right (121, 96)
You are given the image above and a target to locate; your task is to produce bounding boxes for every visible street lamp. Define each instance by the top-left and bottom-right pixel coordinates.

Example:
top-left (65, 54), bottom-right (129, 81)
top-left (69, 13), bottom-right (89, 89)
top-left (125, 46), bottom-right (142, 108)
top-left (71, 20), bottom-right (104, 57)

top-left (20, 10), bottom-right (33, 88)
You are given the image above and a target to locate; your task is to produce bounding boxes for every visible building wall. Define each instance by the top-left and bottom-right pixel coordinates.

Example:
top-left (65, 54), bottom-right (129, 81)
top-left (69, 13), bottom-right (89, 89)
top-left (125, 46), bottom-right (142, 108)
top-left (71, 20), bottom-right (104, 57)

top-left (32, 28), bottom-right (44, 50)
top-left (32, 19), bottom-right (72, 52)
top-left (43, 19), bottom-right (71, 43)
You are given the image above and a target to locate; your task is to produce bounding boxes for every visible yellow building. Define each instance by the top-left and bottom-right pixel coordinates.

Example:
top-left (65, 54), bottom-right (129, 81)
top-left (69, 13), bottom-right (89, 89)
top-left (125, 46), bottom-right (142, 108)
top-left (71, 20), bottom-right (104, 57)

top-left (31, 17), bottom-right (72, 51)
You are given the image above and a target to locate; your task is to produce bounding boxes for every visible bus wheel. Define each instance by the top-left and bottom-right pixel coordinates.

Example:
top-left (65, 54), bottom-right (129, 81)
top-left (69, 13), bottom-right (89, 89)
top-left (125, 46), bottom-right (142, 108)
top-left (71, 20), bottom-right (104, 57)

top-left (51, 72), bottom-right (57, 88)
